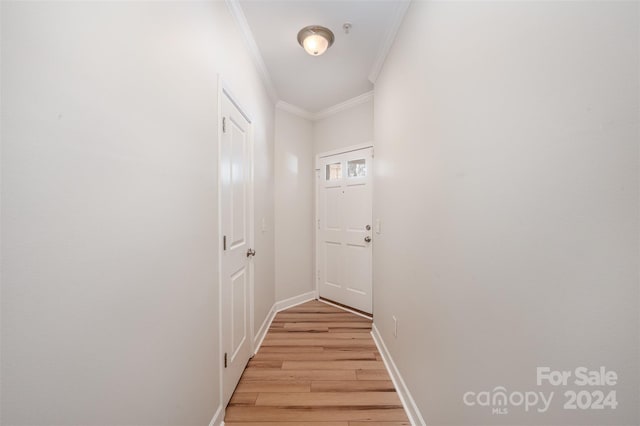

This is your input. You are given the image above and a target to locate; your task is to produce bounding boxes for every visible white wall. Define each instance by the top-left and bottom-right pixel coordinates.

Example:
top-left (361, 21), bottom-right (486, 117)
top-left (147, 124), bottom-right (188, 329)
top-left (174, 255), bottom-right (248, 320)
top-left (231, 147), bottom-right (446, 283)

top-left (272, 98), bottom-right (374, 303)
top-left (274, 109), bottom-right (315, 301)
top-left (374, 1), bottom-right (639, 425)
top-left (0, 2), bottom-right (275, 425)
top-left (313, 98), bottom-right (374, 155)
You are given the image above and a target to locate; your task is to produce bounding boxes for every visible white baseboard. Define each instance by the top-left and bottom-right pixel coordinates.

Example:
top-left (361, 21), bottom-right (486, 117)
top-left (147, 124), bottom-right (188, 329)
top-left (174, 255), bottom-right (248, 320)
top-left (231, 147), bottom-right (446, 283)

top-left (371, 324), bottom-right (426, 426)
top-left (274, 290), bottom-right (316, 312)
top-left (208, 404), bottom-right (224, 426)
top-left (252, 290), bottom-right (317, 355)
top-left (253, 303), bottom-right (276, 353)
top-left (317, 298), bottom-right (373, 320)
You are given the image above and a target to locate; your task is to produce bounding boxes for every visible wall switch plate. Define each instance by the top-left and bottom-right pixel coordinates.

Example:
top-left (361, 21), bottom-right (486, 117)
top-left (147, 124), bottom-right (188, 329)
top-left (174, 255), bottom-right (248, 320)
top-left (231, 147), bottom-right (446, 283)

top-left (392, 315), bottom-right (397, 337)
top-left (375, 219), bottom-right (381, 234)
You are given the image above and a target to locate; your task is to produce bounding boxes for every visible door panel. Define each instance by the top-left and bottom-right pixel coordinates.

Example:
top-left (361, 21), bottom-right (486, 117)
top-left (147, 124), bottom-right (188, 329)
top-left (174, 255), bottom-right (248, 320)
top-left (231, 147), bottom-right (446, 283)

top-left (345, 244), bottom-right (370, 294)
top-left (231, 122), bottom-right (246, 247)
top-left (325, 242), bottom-right (342, 286)
top-left (318, 148), bottom-right (373, 314)
top-left (324, 187), bottom-right (342, 230)
top-left (221, 91), bottom-right (253, 408)
top-left (231, 267), bottom-right (246, 360)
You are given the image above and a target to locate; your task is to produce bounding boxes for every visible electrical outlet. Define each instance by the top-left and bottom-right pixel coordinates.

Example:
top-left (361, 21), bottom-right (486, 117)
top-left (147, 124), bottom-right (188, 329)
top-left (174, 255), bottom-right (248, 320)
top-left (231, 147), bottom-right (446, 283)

top-left (392, 315), bottom-right (398, 337)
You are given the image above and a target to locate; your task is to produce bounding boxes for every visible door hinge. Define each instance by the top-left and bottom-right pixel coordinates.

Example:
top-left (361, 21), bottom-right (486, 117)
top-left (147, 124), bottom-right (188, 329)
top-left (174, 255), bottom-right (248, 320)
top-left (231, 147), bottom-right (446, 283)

top-left (317, 219), bottom-right (320, 230)
top-left (223, 235), bottom-right (227, 251)
top-left (224, 352), bottom-right (228, 368)
top-left (222, 117), bottom-right (226, 133)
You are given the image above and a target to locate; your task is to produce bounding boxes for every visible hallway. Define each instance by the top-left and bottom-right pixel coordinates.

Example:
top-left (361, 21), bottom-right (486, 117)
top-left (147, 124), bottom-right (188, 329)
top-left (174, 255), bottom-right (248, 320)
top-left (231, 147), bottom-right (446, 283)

top-left (224, 300), bottom-right (410, 424)
top-left (2, 1), bottom-right (638, 425)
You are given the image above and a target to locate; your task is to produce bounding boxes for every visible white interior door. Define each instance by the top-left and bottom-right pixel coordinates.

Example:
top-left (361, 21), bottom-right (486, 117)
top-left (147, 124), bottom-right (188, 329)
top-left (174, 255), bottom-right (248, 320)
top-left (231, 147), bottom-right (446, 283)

top-left (220, 91), bottom-right (253, 407)
top-left (318, 148), bottom-right (373, 314)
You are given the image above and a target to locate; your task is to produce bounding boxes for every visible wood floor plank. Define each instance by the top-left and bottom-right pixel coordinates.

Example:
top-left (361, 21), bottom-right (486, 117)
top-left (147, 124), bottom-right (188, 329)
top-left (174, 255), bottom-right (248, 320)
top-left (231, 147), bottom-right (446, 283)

top-left (264, 332), bottom-right (372, 340)
top-left (255, 392), bottom-right (402, 407)
top-left (274, 325), bottom-right (331, 332)
top-left (225, 407), bottom-right (410, 422)
top-left (241, 368), bottom-right (357, 381)
top-left (282, 361), bottom-right (385, 370)
top-left (229, 392), bottom-right (258, 406)
top-left (259, 346), bottom-right (324, 353)
top-left (262, 339), bottom-right (376, 348)
top-left (356, 369), bottom-right (392, 381)
top-left (284, 322), bottom-right (372, 330)
top-left (235, 381), bottom-right (311, 393)
top-left (226, 423), bottom-right (348, 426)
top-left (268, 328), bottom-right (368, 334)
top-left (247, 359), bottom-right (283, 369)
top-left (317, 346), bottom-right (379, 352)
top-left (268, 322), bottom-right (285, 329)
top-left (311, 380), bottom-right (396, 392)
top-left (252, 351), bottom-right (377, 361)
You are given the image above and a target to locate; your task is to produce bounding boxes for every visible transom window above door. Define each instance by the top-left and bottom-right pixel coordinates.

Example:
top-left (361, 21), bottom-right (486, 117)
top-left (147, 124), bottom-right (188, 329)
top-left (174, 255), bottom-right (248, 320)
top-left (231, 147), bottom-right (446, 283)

top-left (326, 162), bottom-right (342, 180)
top-left (326, 158), bottom-right (368, 181)
top-left (348, 159), bottom-right (367, 177)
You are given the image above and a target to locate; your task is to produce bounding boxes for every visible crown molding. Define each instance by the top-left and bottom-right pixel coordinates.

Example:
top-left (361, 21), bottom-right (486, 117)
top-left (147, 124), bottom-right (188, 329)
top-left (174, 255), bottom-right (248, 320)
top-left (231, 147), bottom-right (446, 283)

top-left (368, 0), bottom-right (411, 84)
top-left (277, 91), bottom-right (374, 122)
top-left (313, 91), bottom-right (374, 121)
top-left (225, 0), bottom-right (279, 103)
top-left (276, 101), bottom-right (315, 120)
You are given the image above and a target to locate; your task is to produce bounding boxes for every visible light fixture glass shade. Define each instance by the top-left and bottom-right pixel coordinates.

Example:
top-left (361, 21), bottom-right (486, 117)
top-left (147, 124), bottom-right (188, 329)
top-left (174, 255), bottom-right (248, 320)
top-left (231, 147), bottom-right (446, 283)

top-left (297, 26), bottom-right (334, 56)
top-left (303, 34), bottom-right (329, 56)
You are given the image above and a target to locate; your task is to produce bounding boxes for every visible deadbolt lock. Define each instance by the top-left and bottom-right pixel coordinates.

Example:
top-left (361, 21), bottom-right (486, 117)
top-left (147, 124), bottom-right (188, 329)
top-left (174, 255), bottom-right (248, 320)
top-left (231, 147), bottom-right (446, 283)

top-left (366, 224), bottom-right (371, 231)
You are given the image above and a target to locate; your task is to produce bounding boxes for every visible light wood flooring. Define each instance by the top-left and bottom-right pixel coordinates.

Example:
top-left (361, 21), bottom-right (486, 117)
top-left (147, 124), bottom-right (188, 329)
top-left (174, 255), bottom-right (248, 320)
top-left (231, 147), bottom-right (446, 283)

top-left (224, 300), bottom-right (410, 425)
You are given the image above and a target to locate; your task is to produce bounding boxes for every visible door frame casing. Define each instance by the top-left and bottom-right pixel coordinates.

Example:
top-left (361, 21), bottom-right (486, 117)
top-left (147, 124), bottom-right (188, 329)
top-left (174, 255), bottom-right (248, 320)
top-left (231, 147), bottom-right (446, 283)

top-left (314, 142), bottom-right (374, 309)
top-left (217, 75), bottom-right (255, 409)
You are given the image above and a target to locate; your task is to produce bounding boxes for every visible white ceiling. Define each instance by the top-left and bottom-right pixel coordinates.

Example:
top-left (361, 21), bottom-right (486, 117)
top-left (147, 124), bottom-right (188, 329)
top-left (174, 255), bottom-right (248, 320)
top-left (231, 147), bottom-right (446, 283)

top-left (237, 0), bottom-right (409, 113)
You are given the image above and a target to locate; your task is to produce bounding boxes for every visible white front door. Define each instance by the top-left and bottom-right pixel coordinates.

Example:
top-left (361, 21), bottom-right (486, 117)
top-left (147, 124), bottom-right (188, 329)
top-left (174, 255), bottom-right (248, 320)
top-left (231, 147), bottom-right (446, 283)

top-left (220, 91), bottom-right (253, 407)
top-left (318, 147), bottom-right (373, 314)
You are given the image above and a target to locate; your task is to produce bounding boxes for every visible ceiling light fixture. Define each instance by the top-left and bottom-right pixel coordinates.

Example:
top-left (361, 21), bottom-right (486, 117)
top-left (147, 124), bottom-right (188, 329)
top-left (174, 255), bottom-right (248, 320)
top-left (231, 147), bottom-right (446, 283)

top-left (297, 25), bottom-right (335, 56)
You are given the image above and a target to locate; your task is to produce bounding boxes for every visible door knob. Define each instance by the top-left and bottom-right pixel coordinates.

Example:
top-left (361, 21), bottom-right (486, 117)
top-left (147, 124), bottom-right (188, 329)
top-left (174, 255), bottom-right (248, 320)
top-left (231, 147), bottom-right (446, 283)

top-left (364, 236), bottom-right (371, 243)
top-left (246, 248), bottom-right (256, 258)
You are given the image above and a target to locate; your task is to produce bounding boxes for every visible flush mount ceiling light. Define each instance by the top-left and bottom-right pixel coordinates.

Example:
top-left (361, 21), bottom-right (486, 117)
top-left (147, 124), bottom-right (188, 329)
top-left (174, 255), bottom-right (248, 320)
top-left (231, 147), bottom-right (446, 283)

top-left (297, 25), bottom-right (335, 56)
